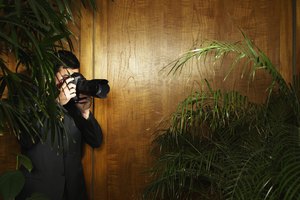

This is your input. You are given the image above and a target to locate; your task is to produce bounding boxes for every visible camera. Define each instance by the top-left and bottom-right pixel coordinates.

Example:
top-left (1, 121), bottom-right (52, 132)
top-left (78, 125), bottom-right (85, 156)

top-left (70, 72), bottom-right (110, 101)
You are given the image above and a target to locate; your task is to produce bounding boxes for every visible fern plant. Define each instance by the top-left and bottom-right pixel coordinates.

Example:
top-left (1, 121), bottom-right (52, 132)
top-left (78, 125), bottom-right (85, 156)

top-left (0, 1), bottom-right (96, 199)
top-left (144, 33), bottom-right (300, 200)
top-left (0, 0), bottom-right (98, 150)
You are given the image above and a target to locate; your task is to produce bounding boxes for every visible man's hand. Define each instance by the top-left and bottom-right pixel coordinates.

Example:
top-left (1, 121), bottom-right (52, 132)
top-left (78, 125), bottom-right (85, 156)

top-left (56, 77), bottom-right (76, 105)
top-left (75, 94), bottom-right (92, 119)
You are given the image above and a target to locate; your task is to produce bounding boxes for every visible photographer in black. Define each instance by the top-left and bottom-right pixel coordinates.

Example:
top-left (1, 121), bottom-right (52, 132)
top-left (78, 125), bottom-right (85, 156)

top-left (17, 50), bottom-right (108, 200)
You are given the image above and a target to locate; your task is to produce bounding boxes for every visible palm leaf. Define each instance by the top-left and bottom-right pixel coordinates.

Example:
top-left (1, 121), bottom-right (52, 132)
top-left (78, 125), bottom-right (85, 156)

top-left (144, 32), bottom-right (300, 200)
top-left (0, 0), bottom-right (97, 145)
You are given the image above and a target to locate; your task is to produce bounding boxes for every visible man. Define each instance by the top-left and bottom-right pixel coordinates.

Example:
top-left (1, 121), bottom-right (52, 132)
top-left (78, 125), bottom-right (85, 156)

top-left (17, 50), bottom-right (103, 200)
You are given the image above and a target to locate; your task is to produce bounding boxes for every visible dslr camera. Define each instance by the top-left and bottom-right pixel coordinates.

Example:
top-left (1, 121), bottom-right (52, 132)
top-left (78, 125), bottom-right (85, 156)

top-left (70, 72), bottom-right (110, 101)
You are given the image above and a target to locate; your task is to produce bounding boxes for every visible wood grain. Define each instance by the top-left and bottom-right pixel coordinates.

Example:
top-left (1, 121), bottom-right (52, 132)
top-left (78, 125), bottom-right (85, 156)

top-left (77, 0), bottom-right (290, 199)
top-left (80, 3), bottom-right (96, 200)
top-left (280, 0), bottom-right (293, 83)
top-left (0, 1), bottom-right (296, 200)
top-left (297, 0), bottom-right (300, 75)
top-left (0, 53), bottom-right (20, 174)
top-left (93, 0), bottom-right (109, 199)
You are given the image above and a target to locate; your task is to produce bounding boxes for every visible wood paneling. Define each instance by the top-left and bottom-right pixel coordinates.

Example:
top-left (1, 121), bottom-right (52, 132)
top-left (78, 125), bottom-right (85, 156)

top-left (297, 0), bottom-right (300, 75)
top-left (280, 0), bottom-right (293, 83)
top-left (0, 134), bottom-right (19, 173)
top-left (0, 53), bottom-right (20, 174)
top-left (79, 4), bottom-right (96, 200)
top-left (78, 0), bottom-right (293, 199)
top-left (0, 1), bottom-right (296, 200)
top-left (92, 0), bottom-right (109, 199)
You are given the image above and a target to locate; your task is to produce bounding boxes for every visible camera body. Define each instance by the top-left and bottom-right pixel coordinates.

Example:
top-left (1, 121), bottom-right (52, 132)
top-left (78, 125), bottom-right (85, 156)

top-left (71, 72), bottom-right (110, 101)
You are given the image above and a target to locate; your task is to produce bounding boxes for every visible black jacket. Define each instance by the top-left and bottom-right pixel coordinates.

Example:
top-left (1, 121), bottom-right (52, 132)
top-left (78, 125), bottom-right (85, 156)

top-left (17, 102), bottom-right (102, 200)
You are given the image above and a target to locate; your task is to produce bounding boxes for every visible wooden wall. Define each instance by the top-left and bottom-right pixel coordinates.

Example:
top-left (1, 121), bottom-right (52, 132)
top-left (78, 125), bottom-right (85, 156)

top-left (77, 0), bottom-right (295, 199)
top-left (0, 0), bottom-right (297, 200)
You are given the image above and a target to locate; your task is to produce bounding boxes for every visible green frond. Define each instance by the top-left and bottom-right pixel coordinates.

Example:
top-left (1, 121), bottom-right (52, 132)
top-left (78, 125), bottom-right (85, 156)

top-left (0, 0), bottom-right (98, 146)
top-left (145, 32), bottom-right (300, 200)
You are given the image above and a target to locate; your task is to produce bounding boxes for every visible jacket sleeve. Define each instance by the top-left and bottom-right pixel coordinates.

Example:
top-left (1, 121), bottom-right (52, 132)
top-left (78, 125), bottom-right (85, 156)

top-left (65, 103), bottom-right (103, 148)
top-left (74, 112), bottom-right (103, 148)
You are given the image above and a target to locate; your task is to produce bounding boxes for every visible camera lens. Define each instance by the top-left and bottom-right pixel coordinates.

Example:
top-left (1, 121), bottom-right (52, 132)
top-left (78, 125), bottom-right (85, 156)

top-left (71, 73), bottom-right (110, 99)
